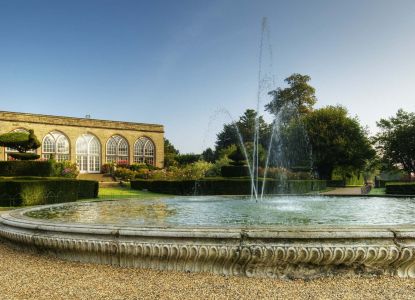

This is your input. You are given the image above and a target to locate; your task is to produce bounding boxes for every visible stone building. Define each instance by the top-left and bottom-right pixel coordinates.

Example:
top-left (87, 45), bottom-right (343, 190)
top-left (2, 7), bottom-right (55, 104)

top-left (0, 111), bottom-right (164, 173)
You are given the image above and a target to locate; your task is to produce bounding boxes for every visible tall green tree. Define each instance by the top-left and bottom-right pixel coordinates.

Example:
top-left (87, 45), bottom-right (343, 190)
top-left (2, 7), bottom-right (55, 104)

top-left (201, 148), bottom-right (215, 163)
top-left (215, 109), bottom-right (271, 154)
top-left (266, 73), bottom-right (317, 118)
top-left (163, 138), bottom-right (179, 167)
top-left (303, 105), bottom-right (375, 180)
top-left (375, 109), bottom-right (415, 178)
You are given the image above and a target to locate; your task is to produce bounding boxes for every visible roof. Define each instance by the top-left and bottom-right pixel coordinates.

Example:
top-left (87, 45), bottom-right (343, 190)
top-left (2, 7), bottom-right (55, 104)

top-left (0, 111), bottom-right (164, 133)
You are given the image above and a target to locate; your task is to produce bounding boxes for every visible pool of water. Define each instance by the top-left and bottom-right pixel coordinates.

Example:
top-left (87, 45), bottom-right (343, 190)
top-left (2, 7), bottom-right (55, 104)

top-left (24, 195), bottom-right (415, 227)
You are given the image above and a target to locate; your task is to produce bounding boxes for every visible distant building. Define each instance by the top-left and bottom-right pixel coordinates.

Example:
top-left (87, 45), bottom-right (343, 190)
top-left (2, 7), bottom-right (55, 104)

top-left (0, 111), bottom-right (164, 173)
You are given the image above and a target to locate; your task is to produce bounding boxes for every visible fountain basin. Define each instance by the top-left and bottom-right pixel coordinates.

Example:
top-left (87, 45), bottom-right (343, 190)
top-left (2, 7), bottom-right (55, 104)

top-left (1, 196), bottom-right (415, 279)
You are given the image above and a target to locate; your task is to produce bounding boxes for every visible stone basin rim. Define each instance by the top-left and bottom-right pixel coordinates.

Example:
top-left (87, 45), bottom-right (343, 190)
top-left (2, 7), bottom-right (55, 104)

top-left (1, 202), bottom-right (415, 239)
top-left (2, 202), bottom-right (415, 279)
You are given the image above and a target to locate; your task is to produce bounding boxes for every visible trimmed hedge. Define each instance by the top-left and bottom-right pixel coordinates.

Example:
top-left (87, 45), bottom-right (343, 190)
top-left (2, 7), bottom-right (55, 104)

top-left (221, 166), bottom-right (250, 177)
top-left (131, 178), bottom-right (327, 196)
top-left (0, 161), bottom-right (53, 177)
top-left (0, 178), bottom-right (99, 206)
top-left (326, 180), bottom-right (345, 187)
top-left (385, 182), bottom-right (415, 195)
top-left (78, 179), bottom-right (99, 199)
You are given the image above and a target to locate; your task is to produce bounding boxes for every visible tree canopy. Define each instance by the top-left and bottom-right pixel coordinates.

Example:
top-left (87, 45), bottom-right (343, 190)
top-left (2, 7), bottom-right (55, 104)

top-left (266, 73), bottom-right (317, 118)
top-left (303, 105), bottom-right (375, 179)
top-left (375, 109), bottom-right (415, 176)
top-left (215, 109), bottom-right (271, 153)
top-left (163, 138), bottom-right (179, 167)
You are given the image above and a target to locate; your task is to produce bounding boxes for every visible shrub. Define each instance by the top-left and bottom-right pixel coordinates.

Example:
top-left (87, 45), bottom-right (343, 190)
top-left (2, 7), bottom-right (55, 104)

top-left (0, 129), bottom-right (41, 160)
top-left (8, 153), bottom-right (40, 160)
top-left (0, 161), bottom-right (53, 177)
top-left (101, 163), bottom-right (115, 174)
top-left (176, 153), bottom-right (201, 165)
top-left (205, 157), bottom-right (230, 177)
top-left (228, 146), bottom-right (247, 166)
top-left (131, 178), bottom-right (327, 196)
top-left (116, 160), bottom-right (130, 169)
top-left (0, 178), bottom-right (98, 206)
top-left (385, 182), bottom-right (415, 195)
top-left (134, 168), bottom-right (150, 179)
top-left (113, 167), bottom-right (135, 181)
top-left (326, 180), bottom-right (346, 187)
top-left (77, 180), bottom-right (99, 199)
top-left (130, 163), bottom-right (148, 171)
top-left (148, 161), bottom-right (213, 180)
top-left (257, 167), bottom-right (313, 180)
top-left (52, 161), bottom-right (79, 178)
top-left (221, 165), bottom-right (250, 177)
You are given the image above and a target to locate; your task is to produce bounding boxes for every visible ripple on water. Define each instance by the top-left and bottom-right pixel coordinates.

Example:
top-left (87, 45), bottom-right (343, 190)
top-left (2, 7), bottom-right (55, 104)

top-left (24, 195), bottom-right (415, 227)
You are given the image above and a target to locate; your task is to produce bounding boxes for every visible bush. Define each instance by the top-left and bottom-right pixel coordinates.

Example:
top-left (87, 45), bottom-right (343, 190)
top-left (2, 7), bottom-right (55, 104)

top-left (0, 178), bottom-right (98, 206)
top-left (0, 161), bottom-right (53, 177)
top-left (131, 178), bottom-right (327, 196)
top-left (385, 182), bottom-right (415, 195)
top-left (77, 180), bottom-right (99, 199)
top-left (205, 157), bottom-right (229, 177)
top-left (116, 160), bottom-right (130, 169)
top-left (113, 167), bottom-right (135, 181)
top-left (101, 163), bottom-right (115, 174)
top-left (52, 161), bottom-right (79, 178)
top-left (149, 161), bottom-right (213, 180)
top-left (130, 163), bottom-right (148, 171)
top-left (326, 180), bottom-right (346, 187)
top-left (176, 153), bottom-right (201, 165)
top-left (0, 130), bottom-right (41, 160)
top-left (8, 153), bottom-right (40, 160)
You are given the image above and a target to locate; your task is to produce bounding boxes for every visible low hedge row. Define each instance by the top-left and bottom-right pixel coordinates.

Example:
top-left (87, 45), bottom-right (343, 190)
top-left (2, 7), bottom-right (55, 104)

top-left (0, 178), bottom-right (99, 206)
top-left (131, 178), bottom-right (327, 196)
top-left (0, 161), bottom-right (54, 177)
top-left (326, 180), bottom-right (346, 187)
top-left (220, 166), bottom-right (250, 177)
top-left (385, 182), bottom-right (415, 195)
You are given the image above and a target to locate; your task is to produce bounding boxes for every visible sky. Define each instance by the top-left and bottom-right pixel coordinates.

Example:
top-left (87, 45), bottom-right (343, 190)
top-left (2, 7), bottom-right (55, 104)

top-left (1, 0), bottom-right (415, 153)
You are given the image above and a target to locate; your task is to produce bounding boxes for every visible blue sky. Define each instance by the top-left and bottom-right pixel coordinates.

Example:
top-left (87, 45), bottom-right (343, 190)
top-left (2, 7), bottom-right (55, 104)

top-left (1, 0), bottom-right (415, 153)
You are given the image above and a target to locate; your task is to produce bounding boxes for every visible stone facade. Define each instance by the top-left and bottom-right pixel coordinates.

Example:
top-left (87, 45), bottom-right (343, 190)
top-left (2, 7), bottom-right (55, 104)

top-left (0, 111), bottom-right (164, 170)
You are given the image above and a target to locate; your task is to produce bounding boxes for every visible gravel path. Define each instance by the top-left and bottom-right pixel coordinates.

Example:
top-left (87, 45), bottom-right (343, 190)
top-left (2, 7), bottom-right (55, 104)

top-left (321, 187), bottom-right (362, 195)
top-left (0, 241), bottom-right (415, 299)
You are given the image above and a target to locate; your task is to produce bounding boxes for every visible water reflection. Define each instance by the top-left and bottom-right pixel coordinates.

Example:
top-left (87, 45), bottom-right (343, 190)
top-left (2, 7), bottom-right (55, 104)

top-left (25, 196), bottom-right (415, 227)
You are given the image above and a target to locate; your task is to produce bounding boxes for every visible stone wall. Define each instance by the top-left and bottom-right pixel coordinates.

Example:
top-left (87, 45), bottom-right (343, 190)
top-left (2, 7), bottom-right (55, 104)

top-left (2, 206), bottom-right (415, 279)
top-left (0, 111), bottom-right (164, 169)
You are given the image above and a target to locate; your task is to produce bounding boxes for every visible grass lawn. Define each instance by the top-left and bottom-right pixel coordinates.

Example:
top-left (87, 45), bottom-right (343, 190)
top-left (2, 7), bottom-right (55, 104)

top-left (0, 186), bottom-right (170, 210)
top-left (98, 185), bottom-right (169, 199)
top-left (369, 188), bottom-right (386, 195)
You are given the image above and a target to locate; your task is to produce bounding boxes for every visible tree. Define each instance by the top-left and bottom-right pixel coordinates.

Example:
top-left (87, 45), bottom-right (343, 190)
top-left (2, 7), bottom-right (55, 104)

top-left (303, 105), bottom-right (375, 180)
top-left (266, 73), bottom-right (317, 118)
top-left (375, 109), bottom-right (415, 178)
top-left (201, 148), bottom-right (215, 163)
top-left (0, 129), bottom-right (41, 160)
top-left (176, 153), bottom-right (201, 165)
top-left (163, 138), bottom-right (179, 167)
top-left (215, 109), bottom-right (271, 154)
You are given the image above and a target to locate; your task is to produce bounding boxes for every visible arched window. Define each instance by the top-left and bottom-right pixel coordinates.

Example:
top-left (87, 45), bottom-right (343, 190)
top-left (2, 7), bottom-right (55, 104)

top-left (5, 128), bottom-right (37, 160)
top-left (106, 135), bottom-right (129, 164)
top-left (42, 131), bottom-right (70, 161)
top-left (76, 134), bottom-right (101, 173)
top-left (134, 137), bottom-right (155, 165)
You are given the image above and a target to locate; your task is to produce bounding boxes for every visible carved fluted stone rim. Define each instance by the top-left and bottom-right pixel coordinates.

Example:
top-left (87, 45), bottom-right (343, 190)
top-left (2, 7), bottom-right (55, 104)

top-left (1, 204), bottom-right (415, 279)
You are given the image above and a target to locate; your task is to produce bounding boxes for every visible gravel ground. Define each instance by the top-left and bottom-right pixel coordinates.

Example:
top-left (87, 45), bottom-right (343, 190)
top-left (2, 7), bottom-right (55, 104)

top-left (0, 241), bottom-right (415, 300)
top-left (321, 187), bottom-right (362, 195)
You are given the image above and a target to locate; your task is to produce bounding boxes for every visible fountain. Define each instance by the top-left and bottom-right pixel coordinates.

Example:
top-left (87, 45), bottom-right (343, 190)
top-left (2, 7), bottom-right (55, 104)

top-left (1, 19), bottom-right (415, 279)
